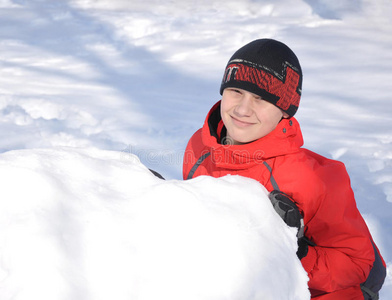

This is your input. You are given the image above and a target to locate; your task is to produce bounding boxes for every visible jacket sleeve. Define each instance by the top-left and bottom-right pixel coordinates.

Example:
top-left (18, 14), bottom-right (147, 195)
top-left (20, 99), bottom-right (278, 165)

top-left (292, 156), bottom-right (375, 296)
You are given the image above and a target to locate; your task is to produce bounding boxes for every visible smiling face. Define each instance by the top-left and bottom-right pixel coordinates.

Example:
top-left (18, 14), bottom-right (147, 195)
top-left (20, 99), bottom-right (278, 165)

top-left (220, 88), bottom-right (287, 145)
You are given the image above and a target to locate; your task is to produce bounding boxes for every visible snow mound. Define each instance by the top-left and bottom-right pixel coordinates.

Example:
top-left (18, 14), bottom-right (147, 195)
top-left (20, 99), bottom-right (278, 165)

top-left (0, 147), bottom-right (309, 300)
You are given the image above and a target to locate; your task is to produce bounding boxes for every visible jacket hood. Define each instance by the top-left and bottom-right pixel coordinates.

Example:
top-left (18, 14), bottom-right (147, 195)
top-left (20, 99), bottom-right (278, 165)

top-left (201, 101), bottom-right (304, 169)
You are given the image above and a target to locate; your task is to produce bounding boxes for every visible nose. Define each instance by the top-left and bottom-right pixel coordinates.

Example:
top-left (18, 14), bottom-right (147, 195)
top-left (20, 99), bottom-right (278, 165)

top-left (234, 94), bottom-right (253, 117)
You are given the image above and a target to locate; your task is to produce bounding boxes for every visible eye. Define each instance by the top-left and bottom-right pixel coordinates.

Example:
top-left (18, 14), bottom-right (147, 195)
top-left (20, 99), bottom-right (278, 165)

top-left (230, 88), bottom-right (242, 94)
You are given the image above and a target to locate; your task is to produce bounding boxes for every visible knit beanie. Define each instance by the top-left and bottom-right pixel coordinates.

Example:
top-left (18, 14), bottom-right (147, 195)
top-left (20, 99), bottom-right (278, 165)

top-left (220, 39), bottom-right (302, 117)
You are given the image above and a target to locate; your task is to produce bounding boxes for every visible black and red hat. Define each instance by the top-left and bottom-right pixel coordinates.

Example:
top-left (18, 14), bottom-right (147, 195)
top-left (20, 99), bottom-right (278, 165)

top-left (220, 39), bottom-right (302, 117)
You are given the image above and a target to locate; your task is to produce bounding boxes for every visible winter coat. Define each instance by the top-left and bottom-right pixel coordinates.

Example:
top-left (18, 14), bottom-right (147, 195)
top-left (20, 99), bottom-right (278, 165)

top-left (183, 101), bottom-right (386, 299)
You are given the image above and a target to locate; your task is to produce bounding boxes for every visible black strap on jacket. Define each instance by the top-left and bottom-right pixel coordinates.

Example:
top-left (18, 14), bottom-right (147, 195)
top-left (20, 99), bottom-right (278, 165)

top-left (186, 152), bottom-right (211, 180)
top-left (262, 161), bottom-right (280, 191)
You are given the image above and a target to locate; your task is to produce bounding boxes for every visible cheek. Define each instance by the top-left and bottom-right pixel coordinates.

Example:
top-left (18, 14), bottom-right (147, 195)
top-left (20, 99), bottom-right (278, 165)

top-left (220, 98), bottom-right (233, 117)
top-left (220, 97), bottom-right (230, 109)
top-left (256, 106), bottom-right (282, 124)
top-left (220, 100), bottom-right (226, 115)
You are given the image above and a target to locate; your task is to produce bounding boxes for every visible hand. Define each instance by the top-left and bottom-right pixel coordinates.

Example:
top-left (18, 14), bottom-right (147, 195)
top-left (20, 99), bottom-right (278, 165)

top-left (268, 190), bottom-right (303, 235)
top-left (268, 190), bottom-right (311, 259)
top-left (297, 236), bottom-right (310, 259)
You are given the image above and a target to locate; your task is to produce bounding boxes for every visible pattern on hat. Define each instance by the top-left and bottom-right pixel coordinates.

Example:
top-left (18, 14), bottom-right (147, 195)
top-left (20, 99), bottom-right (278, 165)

top-left (220, 39), bottom-right (302, 117)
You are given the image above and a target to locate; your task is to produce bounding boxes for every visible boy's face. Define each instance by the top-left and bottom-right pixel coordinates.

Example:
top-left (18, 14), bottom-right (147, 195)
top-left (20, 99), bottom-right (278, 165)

top-left (221, 88), bottom-right (287, 145)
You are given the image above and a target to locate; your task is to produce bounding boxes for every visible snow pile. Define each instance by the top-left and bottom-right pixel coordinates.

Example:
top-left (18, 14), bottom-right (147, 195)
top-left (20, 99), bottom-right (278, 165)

top-left (0, 148), bottom-right (309, 300)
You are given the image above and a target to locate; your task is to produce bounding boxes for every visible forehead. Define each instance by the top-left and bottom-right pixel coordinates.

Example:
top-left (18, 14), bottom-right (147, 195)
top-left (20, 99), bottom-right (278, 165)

top-left (225, 87), bottom-right (262, 98)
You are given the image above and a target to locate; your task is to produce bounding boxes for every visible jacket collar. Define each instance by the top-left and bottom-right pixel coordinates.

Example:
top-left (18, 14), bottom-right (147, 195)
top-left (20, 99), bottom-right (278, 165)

top-left (201, 101), bottom-right (304, 169)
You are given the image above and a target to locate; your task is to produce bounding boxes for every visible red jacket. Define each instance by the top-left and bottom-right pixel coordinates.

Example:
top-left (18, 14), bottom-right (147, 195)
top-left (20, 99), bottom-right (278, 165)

top-left (183, 101), bottom-right (385, 299)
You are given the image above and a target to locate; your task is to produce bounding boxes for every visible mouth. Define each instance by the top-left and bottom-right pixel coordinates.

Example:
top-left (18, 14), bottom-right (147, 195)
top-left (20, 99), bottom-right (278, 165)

top-left (230, 116), bottom-right (255, 127)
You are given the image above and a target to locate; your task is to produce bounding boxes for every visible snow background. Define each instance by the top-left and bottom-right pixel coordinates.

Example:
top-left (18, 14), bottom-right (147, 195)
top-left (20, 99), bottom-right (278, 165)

top-left (0, 0), bottom-right (391, 298)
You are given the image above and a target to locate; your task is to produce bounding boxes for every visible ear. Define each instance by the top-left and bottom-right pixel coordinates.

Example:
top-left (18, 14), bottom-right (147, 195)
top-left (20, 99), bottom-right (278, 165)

top-left (282, 112), bottom-right (290, 119)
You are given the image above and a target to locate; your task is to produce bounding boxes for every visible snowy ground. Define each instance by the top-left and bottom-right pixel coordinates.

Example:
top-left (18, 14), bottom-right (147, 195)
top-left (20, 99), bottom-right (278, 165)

top-left (0, 0), bottom-right (391, 298)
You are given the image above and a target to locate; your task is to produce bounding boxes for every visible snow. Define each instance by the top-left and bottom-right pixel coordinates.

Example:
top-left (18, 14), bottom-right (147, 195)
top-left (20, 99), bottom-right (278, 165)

top-left (0, 0), bottom-right (391, 298)
top-left (0, 147), bottom-right (309, 300)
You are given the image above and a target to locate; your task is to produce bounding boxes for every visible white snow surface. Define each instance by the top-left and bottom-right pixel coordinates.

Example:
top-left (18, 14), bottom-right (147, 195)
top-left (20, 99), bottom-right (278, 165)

top-left (0, 0), bottom-right (391, 298)
top-left (0, 147), bottom-right (309, 300)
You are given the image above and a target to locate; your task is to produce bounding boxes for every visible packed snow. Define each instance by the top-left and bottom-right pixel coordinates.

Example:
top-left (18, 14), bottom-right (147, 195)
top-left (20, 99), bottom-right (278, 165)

top-left (0, 147), bottom-right (309, 300)
top-left (0, 0), bottom-right (391, 299)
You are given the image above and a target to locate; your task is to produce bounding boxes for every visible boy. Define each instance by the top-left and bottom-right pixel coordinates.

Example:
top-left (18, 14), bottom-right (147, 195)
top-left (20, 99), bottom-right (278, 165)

top-left (183, 39), bottom-right (386, 299)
